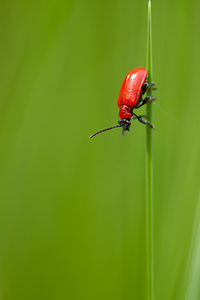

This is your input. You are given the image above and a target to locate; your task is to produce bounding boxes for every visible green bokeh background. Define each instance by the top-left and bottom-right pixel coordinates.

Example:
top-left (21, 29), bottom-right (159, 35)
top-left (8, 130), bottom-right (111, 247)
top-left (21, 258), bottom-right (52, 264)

top-left (0, 0), bottom-right (200, 299)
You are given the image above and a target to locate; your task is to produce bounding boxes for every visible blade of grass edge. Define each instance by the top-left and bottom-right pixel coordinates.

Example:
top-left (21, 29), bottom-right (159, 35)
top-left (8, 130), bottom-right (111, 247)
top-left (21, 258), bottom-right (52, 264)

top-left (146, 1), bottom-right (154, 300)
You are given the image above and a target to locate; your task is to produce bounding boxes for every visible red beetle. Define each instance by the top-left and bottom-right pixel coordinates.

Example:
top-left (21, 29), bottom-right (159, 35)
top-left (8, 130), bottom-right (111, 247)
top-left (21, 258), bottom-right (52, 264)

top-left (90, 67), bottom-right (156, 138)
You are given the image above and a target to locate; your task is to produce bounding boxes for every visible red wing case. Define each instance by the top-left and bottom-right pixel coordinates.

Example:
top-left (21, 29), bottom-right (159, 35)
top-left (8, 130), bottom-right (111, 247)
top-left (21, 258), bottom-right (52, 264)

top-left (117, 67), bottom-right (147, 108)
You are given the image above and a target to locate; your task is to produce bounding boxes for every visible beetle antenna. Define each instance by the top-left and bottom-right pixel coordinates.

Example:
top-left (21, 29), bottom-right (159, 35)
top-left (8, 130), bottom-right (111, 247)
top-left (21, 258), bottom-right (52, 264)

top-left (90, 124), bottom-right (122, 138)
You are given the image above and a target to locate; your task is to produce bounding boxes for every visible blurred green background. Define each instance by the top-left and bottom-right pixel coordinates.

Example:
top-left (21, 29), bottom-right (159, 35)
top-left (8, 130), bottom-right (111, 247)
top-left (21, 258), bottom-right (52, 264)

top-left (0, 0), bottom-right (200, 299)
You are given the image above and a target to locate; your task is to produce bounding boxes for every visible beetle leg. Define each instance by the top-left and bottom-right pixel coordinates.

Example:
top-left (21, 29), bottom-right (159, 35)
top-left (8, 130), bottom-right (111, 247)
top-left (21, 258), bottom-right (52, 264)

top-left (135, 96), bottom-right (156, 108)
top-left (142, 81), bottom-right (156, 93)
top-left (149, 82), bottom-right (157, 91)
top-left (131, 114), bottom-right (146, 120)
top-left (148, 81), bottom-right (155, 87)
top-left (142, 82), bottom-right (148, 93)
top-left (132, 113), bottom-right (154, 129)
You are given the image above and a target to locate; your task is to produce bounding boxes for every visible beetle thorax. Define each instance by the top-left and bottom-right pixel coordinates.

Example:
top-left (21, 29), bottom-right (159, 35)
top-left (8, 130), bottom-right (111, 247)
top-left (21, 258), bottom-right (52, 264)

top-left (119, 105), bottom-right (132, 119)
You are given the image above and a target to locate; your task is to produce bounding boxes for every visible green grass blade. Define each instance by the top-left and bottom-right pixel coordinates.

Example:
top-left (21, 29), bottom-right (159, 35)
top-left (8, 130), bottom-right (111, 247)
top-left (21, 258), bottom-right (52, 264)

top-left (146, 1), bottom-right (154, 300)
top-left (184, 192), bottom-right (200, 300)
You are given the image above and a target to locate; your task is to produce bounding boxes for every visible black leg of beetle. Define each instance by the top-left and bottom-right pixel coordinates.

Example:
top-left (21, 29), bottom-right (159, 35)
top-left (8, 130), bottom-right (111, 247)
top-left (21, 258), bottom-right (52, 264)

top-left (135, 96), bottom-right (156, 108)
top-left (132, 113), bottom-right (154, 129)
top-left (148, 81), bottom-right (155, 87)
top-left (142, 81), bottom-right (156, 93)
top-left (150, 82), bottom-right (157, 91)
top-left (131, 114), bottom-right (146, 120)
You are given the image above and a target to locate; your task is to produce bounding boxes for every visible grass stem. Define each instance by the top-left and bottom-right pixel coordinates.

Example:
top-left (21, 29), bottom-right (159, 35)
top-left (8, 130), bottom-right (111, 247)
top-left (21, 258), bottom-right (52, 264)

top-left (146, 1), bottom-right (154, 300)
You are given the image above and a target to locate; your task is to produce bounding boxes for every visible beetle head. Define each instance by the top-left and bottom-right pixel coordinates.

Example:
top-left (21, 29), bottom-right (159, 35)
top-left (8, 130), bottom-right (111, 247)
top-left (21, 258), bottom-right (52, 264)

top-left (118, 119), bottom-right (131, 136)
